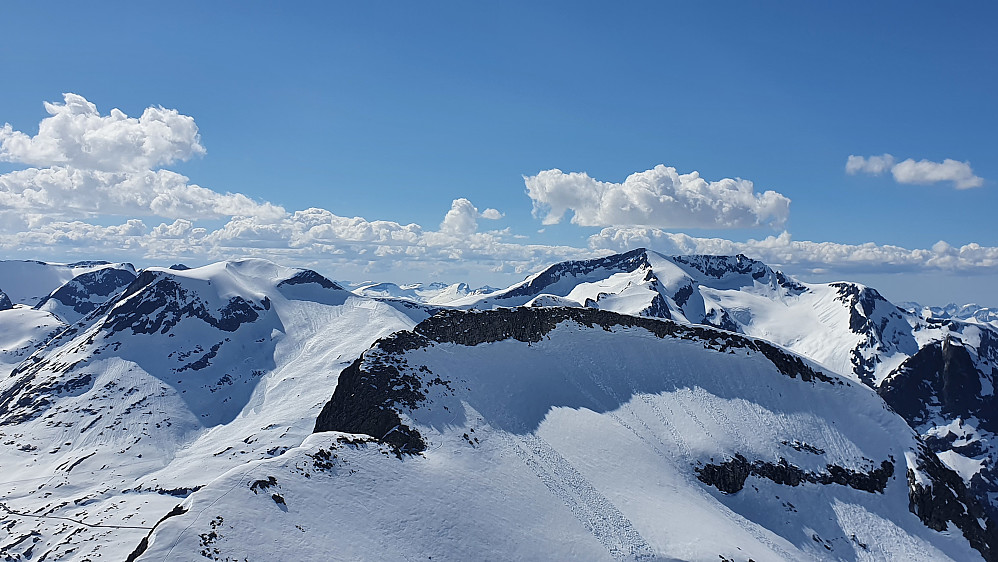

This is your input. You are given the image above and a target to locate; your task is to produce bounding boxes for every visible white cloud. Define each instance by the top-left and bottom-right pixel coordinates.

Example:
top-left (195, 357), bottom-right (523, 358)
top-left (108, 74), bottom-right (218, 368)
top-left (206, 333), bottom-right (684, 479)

top-left (0, 166), bottom-right (285, 220)
top-left (0, 93), bottom-right (205, 172)
top-left (2, 94), bottom-right (995, 289)
top-left (0, 94), bottom-right (280, 223)
top-left (846, 153), bottom-right (983, 189)
top-left (589, 227), bottom-right (998, 273)
top-left (439, 198), bottom-right (479, 235)
top-left (524, 165), bottom-right (790, 229)
top-left (845, 154), bottom-right (895, 175)
top-left (891, 158), bottom-right (984, 189)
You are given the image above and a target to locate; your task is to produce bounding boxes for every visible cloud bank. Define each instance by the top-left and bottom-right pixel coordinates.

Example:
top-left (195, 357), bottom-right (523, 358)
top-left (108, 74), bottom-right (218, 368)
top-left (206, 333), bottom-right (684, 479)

top-left (1, 94), bottom-right (996, 289)
top-left (847, 153), bottom-right (984, 189)
top-left (523, 165), bottom-right (791, 230)
top-left (589, 227), bottom-right (998, 274)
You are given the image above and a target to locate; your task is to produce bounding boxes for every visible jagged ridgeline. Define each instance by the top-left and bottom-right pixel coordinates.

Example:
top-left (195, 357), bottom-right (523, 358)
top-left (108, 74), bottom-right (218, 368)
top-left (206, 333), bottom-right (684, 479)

top-left (1, 253), bottom-right (996, 561)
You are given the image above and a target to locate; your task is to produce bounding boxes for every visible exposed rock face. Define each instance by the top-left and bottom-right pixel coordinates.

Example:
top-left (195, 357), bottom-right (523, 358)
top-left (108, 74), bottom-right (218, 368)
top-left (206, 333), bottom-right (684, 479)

top-left (671, 253), bottom-right (806, 293)
top-left (313, 355), bottom-right (428, 456)
top-left (907, 443), bottom-right (998, 561)
top-left (879, 330), bottom-right (998, 537)
top-left (696, 453), bottom-right (894, 494)
top-left (276, 269), bottom-right (342, 290)
top-left (880, 337), bottom-right (995, 432)
top-left (830, 282), bottom-right (918, 387)
top-left (0, 289), bottom-right (12, 311)
top-left (102, 271), bottom-right (268, 336)
top-left (35, 266), bottom-right (137, 319)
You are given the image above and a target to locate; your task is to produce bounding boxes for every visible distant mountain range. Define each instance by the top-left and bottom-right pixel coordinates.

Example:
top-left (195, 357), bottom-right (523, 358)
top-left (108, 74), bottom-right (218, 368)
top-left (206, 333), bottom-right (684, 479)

top-left (0, 252), bottom-right (995, 561)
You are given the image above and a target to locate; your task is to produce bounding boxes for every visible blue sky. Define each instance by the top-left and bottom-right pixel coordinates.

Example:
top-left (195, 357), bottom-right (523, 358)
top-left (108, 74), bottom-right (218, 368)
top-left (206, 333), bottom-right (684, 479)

top-left (1, 2), bottom-right (995, 304)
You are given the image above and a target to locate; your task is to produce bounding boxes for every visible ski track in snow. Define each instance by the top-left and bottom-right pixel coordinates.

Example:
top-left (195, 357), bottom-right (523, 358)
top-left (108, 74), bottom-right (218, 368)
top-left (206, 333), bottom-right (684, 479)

top-left (503, 431), bottom-right (656, 561)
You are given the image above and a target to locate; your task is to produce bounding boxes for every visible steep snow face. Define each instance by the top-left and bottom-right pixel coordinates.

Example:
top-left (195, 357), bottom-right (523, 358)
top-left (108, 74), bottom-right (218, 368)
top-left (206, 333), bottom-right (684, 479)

top-left (0, 307), bottom-right (65, 378)
top-left (708, 281), bottom-right (920, 388)
top-left (139, 308), bottom-right (990, 562)
top-left (0, 259), bottom-right (416, 561)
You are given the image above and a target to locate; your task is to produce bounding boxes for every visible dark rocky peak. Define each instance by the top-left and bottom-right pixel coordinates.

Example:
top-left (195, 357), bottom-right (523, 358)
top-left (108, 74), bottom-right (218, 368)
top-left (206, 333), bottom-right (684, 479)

top-left (670, 253), bottom-right (766, 279)
top-left (0, 289), bottom-right (12, 311)
top-left (669, 253), bottom-right (806, 293)
top-left (100, 270), bottom-right (270, 336)
top-left (66, 260), bottom-right (112, 267)
top-left (34, 265), bottom-right (138, 318)
top-left (169, 263), bottom-right (191, 271)
top-left (499, 248), bottom-right (652, 300)
top-left (828, 281), bottom-right (919, 386)
top-left (277, 269), bottom-right (343, 290)
top-left (880, 337), bottom-right (996, 433)
top-left (829, 282), bottom-right (914, 333)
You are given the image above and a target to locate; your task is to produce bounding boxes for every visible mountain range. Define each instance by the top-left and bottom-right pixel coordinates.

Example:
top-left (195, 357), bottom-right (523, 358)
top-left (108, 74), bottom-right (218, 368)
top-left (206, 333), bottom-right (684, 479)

top-left (0, 250), bottom-right (995, 561)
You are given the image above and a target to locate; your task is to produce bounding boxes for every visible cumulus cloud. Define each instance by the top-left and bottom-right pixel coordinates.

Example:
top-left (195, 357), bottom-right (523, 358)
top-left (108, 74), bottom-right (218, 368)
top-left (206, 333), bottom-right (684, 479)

top-left (3, 94), bottom-right (995, 287)
top-left (0, 94), bottom-right (280, 223)
top-left (440, 198), bottom-right (479, 235)
top-left (589, 227), bottom-right (998, 273)
top-left (524, 165), bottom-right (790, 229)
top-left (847, 153), bottom-right (984, 189)
top-left (845, 154), bottom-right (895, 175)
top-left (0, 167), bottom-right (284, 220)
top-left (0, 93), bottom-right (205, 171)
top-left (891, 158), bottom-right (984, 189)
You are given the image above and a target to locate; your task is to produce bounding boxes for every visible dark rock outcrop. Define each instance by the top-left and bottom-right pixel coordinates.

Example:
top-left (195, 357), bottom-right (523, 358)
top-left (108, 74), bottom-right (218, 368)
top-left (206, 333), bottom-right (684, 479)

top-left (277, 269), bottom-right (342, 290)
top-left (696, 454), bottom-right (893, 495)
top-left (35, 266), bottom-right (137, 317)
top-left (102, 271), bottom-right (267, 336)
top-left (907, 443), bottom-right (998, 561)
top-left (879, 337), bottom-right (995, 432)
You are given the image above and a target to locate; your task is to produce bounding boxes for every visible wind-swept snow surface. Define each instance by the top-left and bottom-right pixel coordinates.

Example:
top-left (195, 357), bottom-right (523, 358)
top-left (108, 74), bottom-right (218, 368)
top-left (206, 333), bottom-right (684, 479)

top-left (139, 308), bottom-right (991, 561)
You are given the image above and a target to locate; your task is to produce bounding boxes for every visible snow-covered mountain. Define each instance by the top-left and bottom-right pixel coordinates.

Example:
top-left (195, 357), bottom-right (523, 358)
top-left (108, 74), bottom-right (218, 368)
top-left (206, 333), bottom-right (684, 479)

top-left (905, 302), bottom-right (998, 329)
top-left (138, 307), bottom-right (992, 560)
top-left (0, 259), bottom-right (416, 560)
top-left (352, 280), bottom-right (498, 305)
top-left (447, 248), bottom-right (920, 389)
top-left (1, 252), bottom-right (996, 560)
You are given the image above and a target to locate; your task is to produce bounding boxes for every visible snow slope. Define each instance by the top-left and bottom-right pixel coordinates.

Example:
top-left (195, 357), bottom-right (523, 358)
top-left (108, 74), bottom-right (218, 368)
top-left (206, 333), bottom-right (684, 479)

top-left (137, 308), bottom-right (992, 561)
top-left (0, 259), bottom-right (416, 561)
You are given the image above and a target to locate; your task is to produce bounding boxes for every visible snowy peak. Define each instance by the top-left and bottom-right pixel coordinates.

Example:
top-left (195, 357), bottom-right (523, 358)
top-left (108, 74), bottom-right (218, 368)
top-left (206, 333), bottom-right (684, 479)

top-left (668, 253), bottom-right (806, 293)
top-left (103, 269), bottom-right (270, 337)
top-left (493, 247), bottom-right (653, 302)
top-left (0, 259), bottom-right (128, 307)
top-left (34, 263), bottom-right (137, 324)
top-left (352, 280), bottom-right (496, 305)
